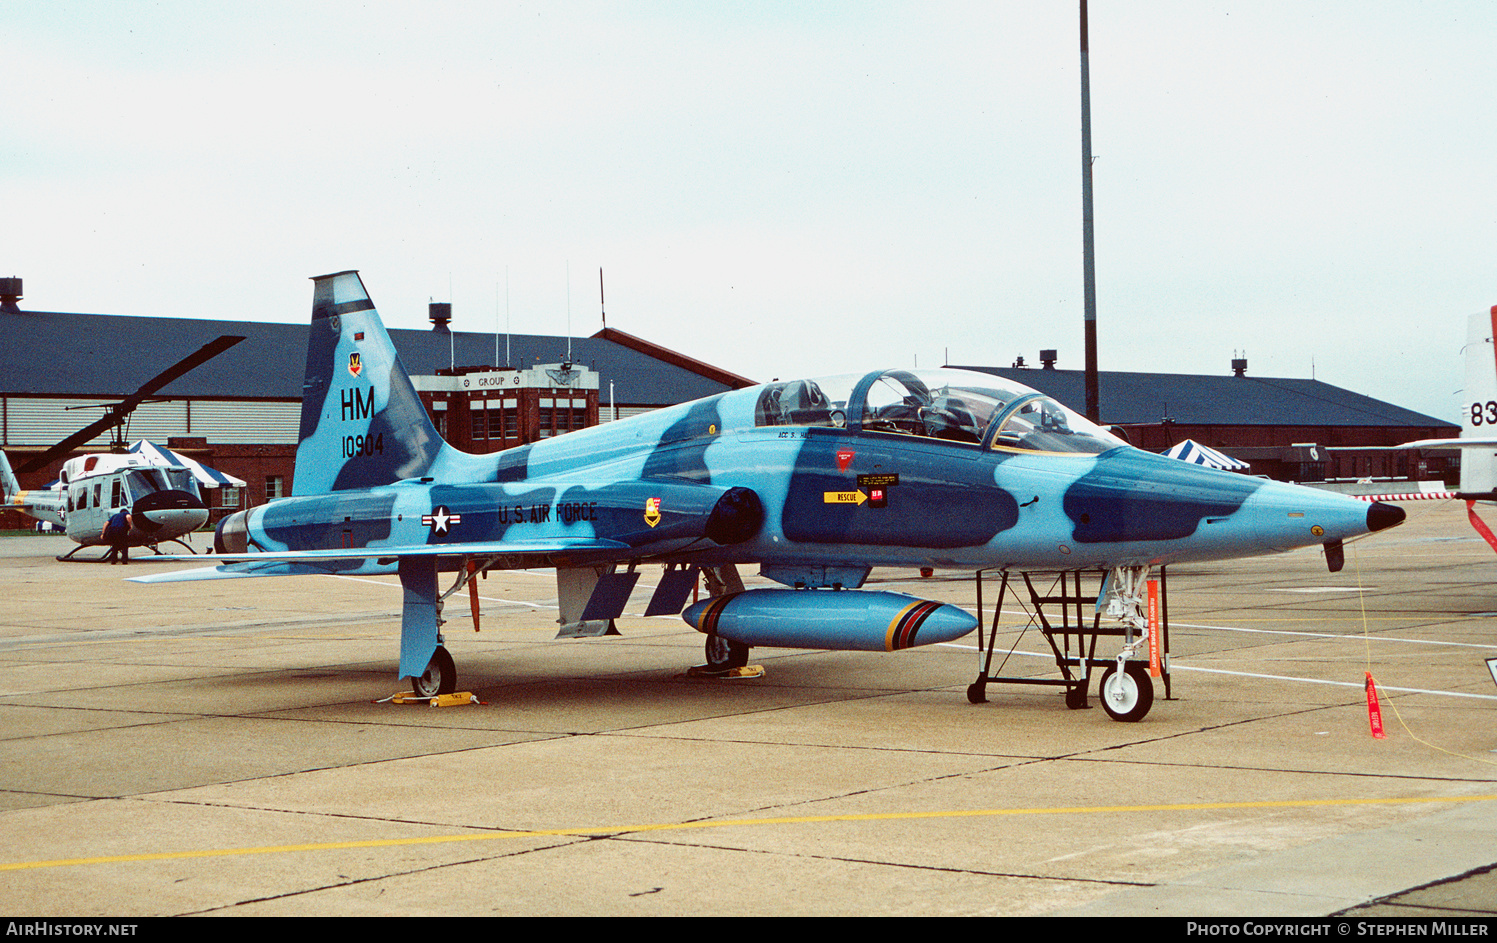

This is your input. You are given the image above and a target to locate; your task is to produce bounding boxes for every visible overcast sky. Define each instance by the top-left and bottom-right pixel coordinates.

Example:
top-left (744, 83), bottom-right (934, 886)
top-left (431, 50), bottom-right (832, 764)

top-left (7, 1), bottom-right (1494, 423)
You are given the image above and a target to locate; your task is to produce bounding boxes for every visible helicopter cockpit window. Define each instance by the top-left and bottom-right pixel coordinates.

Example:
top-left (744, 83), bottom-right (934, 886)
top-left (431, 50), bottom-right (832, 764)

top-left (123, 469), bottom-right (173, 501)
top-left (164, 469), bottom-right (195, 493)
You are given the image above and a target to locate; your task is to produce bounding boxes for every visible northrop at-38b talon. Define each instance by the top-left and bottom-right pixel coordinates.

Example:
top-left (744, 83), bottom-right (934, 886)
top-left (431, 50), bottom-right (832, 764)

top-left (132, 271), bottom-right (1406, 720)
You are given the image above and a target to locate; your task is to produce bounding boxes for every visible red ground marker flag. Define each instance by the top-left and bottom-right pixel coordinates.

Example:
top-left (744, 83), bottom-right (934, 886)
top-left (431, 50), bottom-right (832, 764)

top-left (1365, 672), bottom-right (1386, 739)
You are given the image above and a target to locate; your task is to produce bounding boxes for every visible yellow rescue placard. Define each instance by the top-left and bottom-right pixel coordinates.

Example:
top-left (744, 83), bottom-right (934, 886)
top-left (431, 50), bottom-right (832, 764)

top-left (823, 490), bottom-right (868, 505)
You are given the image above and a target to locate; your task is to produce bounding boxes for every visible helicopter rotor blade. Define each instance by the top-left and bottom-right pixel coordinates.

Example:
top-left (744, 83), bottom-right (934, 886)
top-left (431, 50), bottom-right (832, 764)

top-left (119, 334), bottom-right (246, 408)
top-left (16, 335), bottom-right (245, 475)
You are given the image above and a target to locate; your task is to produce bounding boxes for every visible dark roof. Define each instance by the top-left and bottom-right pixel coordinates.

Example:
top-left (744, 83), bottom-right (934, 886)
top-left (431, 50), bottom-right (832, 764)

top-left (592, 327), bottom-right (756, 390)
top-left (1, 308), bottom-right (749, 404)
top-left (954, 365), bottom-right (1456, 430)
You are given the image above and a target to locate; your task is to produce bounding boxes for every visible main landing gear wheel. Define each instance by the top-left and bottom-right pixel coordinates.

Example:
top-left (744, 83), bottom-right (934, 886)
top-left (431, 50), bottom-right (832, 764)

top-left (704, 634), bottom-right (749, 672)
top-left (411, 646), bottom-right (457, 698)
top-left (1097, 662), bottom-right (1153, 723)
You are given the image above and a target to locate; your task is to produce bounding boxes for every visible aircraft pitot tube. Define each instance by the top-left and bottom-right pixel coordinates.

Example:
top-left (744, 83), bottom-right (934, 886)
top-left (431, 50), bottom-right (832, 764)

top-left (682, 589), bottom-right (978, 652)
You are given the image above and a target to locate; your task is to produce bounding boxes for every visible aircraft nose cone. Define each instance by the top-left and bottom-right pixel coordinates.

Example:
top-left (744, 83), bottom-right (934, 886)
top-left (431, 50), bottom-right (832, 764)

top-left (132, 490), bottom-right (208, 535)
top-left (1366, 501), bottom-right (1406, 533)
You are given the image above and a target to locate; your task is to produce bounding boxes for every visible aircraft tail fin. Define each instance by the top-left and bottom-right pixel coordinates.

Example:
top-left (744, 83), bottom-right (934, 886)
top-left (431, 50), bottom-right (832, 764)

top-left (292, 271), bottom-right (446, 496)
top-left (1460, 307), bottom-right (1497, 495)
top-left (0, 450), bottom-right (18, 504)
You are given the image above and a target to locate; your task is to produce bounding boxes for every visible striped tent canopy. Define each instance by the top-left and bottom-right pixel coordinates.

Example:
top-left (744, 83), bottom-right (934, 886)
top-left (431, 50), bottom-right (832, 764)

top-left (127, 440), bottom-right (247, 489)
top-left (1162, 439), bottom-right (1250, 471)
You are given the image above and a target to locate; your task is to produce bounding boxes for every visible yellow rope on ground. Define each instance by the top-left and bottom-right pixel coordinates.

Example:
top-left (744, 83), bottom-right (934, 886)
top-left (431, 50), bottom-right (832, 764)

top-left (1353, 542), bottom-right (1497, 767)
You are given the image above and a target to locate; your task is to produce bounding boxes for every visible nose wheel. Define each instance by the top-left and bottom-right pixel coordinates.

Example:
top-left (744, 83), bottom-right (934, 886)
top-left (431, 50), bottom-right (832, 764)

top-left (1097, 662), bottom-right (1153, 722)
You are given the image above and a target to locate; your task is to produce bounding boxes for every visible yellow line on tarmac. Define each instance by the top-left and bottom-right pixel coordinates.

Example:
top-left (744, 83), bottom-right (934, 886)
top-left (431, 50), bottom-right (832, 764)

top-left (4, 793), bottom-right (1496, 873)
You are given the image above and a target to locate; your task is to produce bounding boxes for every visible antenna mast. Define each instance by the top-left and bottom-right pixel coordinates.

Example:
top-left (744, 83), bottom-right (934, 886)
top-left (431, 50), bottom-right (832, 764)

top-left (1081, 0), bottom-right (1100, 423)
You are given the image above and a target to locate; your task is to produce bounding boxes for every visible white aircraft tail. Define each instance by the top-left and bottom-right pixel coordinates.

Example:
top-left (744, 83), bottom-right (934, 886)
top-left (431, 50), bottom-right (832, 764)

top-left (0, 450), bottom-right (18, 504)
top-left (1460, 307), bottom-right (1497, 495)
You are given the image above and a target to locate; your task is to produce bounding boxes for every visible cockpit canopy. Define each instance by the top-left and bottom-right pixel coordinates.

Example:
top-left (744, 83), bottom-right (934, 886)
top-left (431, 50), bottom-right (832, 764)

top-left (123, 467), bottom-right (198, 500)
top-left (753, 368), bottom-right (1125, 455)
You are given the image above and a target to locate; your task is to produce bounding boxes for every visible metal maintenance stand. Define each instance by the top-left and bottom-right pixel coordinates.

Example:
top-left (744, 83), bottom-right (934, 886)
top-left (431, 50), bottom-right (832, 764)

top-left (965, 568), bottom-right (1172, 721)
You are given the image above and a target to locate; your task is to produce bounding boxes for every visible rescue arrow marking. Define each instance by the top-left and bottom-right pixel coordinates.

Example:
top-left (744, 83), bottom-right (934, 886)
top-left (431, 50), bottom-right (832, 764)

top-left (823, 490), bottom-right (868, 505)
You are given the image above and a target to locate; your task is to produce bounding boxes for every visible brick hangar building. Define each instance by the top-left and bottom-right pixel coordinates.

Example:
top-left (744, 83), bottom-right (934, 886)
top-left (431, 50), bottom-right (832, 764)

top-left (0, 278), bottom-right (753, 525)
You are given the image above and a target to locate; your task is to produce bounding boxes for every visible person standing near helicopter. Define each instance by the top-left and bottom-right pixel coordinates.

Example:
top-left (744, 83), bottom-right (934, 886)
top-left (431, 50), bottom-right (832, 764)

top-left (101, 507), bottom-right (132, 564)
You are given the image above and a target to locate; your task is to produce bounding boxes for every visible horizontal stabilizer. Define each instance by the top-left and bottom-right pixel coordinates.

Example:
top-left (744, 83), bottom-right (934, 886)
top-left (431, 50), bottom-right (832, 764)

top-left (129, 536), bottom-right (632, 583)
top-left (127, 561), bottom-right (352, 582)
top-left (153, 536), bottom-right (630, 564)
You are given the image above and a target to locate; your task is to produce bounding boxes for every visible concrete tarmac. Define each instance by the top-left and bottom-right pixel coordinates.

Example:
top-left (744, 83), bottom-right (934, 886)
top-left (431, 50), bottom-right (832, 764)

top-left (1, 501), bottom-right (1495, 917)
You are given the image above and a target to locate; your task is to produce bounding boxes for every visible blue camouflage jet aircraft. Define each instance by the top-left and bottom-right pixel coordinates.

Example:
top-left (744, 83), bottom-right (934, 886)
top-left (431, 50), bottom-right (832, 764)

top-left (134, 271), bottom-right (1406, 719)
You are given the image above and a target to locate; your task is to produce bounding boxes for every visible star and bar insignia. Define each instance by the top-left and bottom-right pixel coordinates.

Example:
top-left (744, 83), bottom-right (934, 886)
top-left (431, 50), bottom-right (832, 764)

top-left (422, 505), bottom-right (462, 535)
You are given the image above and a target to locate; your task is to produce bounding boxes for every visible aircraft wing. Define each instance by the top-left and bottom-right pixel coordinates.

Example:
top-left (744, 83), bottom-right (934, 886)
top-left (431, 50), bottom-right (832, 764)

top-left (127, 536), bottom-right (631, 583)
top-left (1391, 437), bottom-right (1497, 449)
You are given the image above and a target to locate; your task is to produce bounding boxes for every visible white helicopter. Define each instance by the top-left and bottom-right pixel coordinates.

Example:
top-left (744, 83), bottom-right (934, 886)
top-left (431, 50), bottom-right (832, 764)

top-left (1, 444), bottom-right (244, 561)
top-left (2, 336), bottom-right (244, 562)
